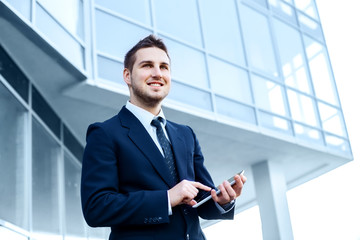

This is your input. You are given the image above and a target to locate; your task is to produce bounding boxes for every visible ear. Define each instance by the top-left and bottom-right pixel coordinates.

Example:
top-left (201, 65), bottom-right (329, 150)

top-left (123, 68), bottom-right (131, 85)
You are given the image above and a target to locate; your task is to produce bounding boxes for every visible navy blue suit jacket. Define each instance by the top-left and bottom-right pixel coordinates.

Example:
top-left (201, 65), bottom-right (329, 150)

top-left (81, 107), bottom-right (234, 240)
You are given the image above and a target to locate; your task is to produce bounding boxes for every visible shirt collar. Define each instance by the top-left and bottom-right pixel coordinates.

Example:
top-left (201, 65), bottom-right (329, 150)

top-left (126, 101), bottom-right (167, 127)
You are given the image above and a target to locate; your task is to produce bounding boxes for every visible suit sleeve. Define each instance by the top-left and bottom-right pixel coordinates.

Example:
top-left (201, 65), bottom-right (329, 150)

top-left (81, 124), bottom-right (169, 227)
top-left (188, 127), bottom-right (235, 220)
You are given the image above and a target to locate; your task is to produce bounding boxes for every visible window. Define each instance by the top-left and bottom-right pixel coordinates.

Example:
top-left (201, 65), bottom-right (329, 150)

top-left (0, 83), bottom-right (27, 229)
top-left (287, 89), bottom-right (318, 127)
top-left (199, 0), bottom-right (245, 65)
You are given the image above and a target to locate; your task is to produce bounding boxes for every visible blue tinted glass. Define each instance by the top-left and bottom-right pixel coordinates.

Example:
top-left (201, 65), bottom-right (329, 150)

top-left (258, 111), bottom-right (292, 134)
top-left (269, 0), bottom-right (297, 27)
top-left (163, 37), bottom-right (208, 88)
top-left (304, 36), bottom-right (338, 105)
top-left (293, 0), bottom-right (319, 19)
top-left (273, 19), bottom-right (311, 93)
top-left (35, 3), bottom-right (84, 69)
top-left (97, 55), bottom-right (126, 86)
top-left (252, 75), bottom-right (288, 117)
top-left (294, 123), bottom-right (323, 145)
top-left (287, 89), bottom-right (318, 127)
top-left (239, 4), bottom-right (278, 77)
top-left (168, 81), bottom-right (212, 111)
top-left (208, 57), bottom-right (252, 104)
top-left (95, 9), bottom-right (152, 60)
top-left (215, 96), bottom-right (256, 124)
top-left (37, 0), bottom-right (84, 39)
top-left (318, 102), bottom-right (346, 137)
top-left (199, 0), bottom-right (245, 65)
top-left (154, 0), bottom-right (202, 47)
top-left (6, 0), bottom-right (31, 20)
top-left (325, 134), bottom-right (350, 153)
top-left (298, 13), bottom-right (323, 40)
top-left (95, 0), bottom-right (151, 26)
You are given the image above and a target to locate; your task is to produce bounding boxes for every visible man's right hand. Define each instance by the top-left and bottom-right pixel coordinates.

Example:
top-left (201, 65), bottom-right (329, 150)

top-left (168, 180), bottom-right (211, 207)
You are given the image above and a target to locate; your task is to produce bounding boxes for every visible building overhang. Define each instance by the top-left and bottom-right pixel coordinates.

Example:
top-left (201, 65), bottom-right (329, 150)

top-left (0, 1), bottom-right (352, 227)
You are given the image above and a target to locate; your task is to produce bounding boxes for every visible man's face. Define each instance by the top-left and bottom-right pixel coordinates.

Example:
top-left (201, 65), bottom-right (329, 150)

top-left (124, 47), bottom-right (171, 108)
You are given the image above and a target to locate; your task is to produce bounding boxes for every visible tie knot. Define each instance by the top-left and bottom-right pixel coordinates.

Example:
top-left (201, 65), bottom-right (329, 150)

top-left (151, 117), bottom-right (163, 130)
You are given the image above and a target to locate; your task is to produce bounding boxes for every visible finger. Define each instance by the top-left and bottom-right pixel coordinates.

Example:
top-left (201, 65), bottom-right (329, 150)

top-left (211, 189), bottom-right (218, 201)
top-left (191, 182), bottom-right (211, 191)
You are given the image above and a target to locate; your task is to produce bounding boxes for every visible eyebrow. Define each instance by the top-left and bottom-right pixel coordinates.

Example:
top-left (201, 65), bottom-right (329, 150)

top-left (138, 60), bottom-right (170, 66)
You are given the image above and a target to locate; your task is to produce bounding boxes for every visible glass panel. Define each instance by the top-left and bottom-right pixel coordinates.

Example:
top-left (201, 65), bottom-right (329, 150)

top-left (208, 57), bottom-right (252, 104)
top-left (318, 102), bottom-right (346, 137)
top-left (95, 0), bottom-right (151, 26)
top-left (97, 55), bottom-right (126, 86)
top-left (163, 37), bottom-right (208, 88)
top-left (95, 9), bottom-right (152, 60)
top-left (32, 118), bottom-right (61, 235)
top-left (325, 135), bottom-right (350, 153)
top-left (252, 75), bottom-right (288, 116)
top-left (239, 4), bottom-right (278, 77)
top-left (293, 0), bottom-right (318, 19)
top-left (215, 96), bottom-right (256, 124)
top-left (268, 0), bottom-right (296, 24)
top-left (5, 0), bottom-right (31, 20)
top-left (287, 90), bottom-right (318, 127)
top-left (35, 3), bottom-right (85, 69)
top-left (294, 123), bottom-right (323, 145)
top-left (250, 0), bottom-right (267, 7)
top-left (0, 46), bottom-right (29, 102)
top-left (154, 0), bottom-right (202, 47)
top-left (0, 84), bottom-right (27, 229)
top-left (273, 19), bottom-right (311, 94)
top-left (64, 153), bottom-right (86, 238)
top-left (37, 0), bottom-right (84, 39)
top-left (259, 111), bottom-right (292, 134)
top-left (167, 81), bottom-right (213, 111)
top-left (298, 13), bottom-right (322, 40)
top-left (199, 0), bottom-right (245, 65)
top-left (304, 36), bottom-right (339, 105)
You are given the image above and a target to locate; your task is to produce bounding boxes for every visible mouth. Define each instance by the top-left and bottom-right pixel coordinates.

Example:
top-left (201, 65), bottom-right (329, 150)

top-left (147, 82), bottom-right (164, 87)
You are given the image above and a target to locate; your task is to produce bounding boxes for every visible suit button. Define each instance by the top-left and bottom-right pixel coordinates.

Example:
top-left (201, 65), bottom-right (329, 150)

top-left (183, 209), bottom-right (189, 215)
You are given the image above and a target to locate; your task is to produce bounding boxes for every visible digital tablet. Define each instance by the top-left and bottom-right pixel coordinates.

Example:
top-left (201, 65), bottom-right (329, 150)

top-left (192, 170), bottom-right (244, 208)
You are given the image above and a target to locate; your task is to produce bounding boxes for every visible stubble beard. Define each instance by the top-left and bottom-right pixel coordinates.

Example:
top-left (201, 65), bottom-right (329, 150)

top-left (131, 85), bottom-right (168, 109)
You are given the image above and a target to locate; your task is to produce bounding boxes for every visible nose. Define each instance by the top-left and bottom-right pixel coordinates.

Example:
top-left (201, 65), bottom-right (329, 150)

top-left (151, 65), bottom-right (162, 79)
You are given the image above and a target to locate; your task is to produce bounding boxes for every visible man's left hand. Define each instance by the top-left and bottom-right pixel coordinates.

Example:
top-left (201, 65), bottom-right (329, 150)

top-left (210, 174), bottom-right (247, 206)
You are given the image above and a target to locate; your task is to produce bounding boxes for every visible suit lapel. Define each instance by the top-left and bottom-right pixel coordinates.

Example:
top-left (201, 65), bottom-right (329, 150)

top-left (118, 107), bottom-right (175, 188)
top-left (165, 121), bottom-right (188, 181)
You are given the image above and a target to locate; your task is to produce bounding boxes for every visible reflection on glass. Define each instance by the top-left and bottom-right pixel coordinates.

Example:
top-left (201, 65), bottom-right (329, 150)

top-left (6, 0), bottom-right (31, 20)
top-left (239, 4), bottom-right (278, 77)
top-left (167, 81), bottom-right (212, 111)
top-left (215, 96), bottom-right (256, 124)
top-left (293, 0), bottom-right (318, 19)
top-left (32, 118), bottom-right (60, 235)
top-left (325, 134), bottom-right (350, 153)
top-left (199, 0), bottom-right (245, 65)
top-left (37, 0), bottom-right (84, 39)
top-left (287, 90), bottom-right (318, 127)
top-left (95, 9), bottom-right (151, 60)
top-left (154, 0), bottom-right (202, 46)
top-left (95, 0), bottom-right (151, 26)
top-left (163, 37), bottom-right (208, 88)
top-left (268, 0), bottom-right (296, 24)
top-left (259, 111), bottom-right (291, 134)
top-left (208, 57), bottom-right (251, 103)
top-left (64, 153), bottom-right (86, 238)
top-left (97, 55), bottom-right (126, 86)
top-left (318, 102), bottom-right (346, 137)
top-left (0, 84), bottom-right (27, 229)
top-left (35, 3), bottom-right (85, 69)
top-left (252, 75), bottom-right (288, 116)
top-left (304, 36), bottom-right (339, 105)
top-left (294, 123), bottom-right (323, 144)
top-left (298, 13), bottom-right (322, 40)
top-left (273, 19), bottom-right (311, 93)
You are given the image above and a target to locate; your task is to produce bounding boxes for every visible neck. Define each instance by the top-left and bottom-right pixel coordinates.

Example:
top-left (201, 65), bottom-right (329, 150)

top-left (129, 99), bottom-right (162, 116)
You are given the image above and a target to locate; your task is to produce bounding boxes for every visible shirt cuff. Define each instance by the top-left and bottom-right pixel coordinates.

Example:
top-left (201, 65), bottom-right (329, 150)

top-left (215, 200), bottom-right (235, 214)
top-left (167, 191), bottom-right (172, 215)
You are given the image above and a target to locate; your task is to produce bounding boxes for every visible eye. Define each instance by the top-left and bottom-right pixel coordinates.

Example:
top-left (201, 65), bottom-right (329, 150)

top-left (160, 65), bottom-right (169, 70)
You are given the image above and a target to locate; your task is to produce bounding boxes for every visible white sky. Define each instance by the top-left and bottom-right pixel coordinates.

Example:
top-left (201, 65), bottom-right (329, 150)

top-left (204, 1), bottom-right (360, 239)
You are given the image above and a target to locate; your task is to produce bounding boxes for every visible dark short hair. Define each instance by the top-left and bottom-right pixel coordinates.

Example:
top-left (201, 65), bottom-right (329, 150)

top-left (124, 34), bottom-right (170, 72)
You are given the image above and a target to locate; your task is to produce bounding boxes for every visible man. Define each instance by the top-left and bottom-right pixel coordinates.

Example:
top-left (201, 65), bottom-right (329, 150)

top-left (81, 35), bottom-right (246, 240)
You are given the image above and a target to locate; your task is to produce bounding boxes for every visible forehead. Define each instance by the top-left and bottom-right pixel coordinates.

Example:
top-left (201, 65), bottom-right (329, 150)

top-left (134, 47), bottom-right (170, 65)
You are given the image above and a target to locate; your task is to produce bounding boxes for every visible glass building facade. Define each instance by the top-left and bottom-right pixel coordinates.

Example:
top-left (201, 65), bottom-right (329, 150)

top-left (0, 0), bottom-right (352, 239)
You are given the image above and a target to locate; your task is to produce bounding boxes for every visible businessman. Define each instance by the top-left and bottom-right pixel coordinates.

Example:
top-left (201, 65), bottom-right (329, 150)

top-left (81, 35), bottom-right (246, 240)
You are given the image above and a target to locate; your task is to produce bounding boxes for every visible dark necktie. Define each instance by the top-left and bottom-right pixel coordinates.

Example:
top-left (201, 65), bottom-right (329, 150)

top-left (151, 117), bottom-right (179, 185)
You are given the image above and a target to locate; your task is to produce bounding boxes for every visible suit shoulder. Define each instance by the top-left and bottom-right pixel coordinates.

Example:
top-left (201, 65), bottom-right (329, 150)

top-left (87, 114), bottom-right (120, 137)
